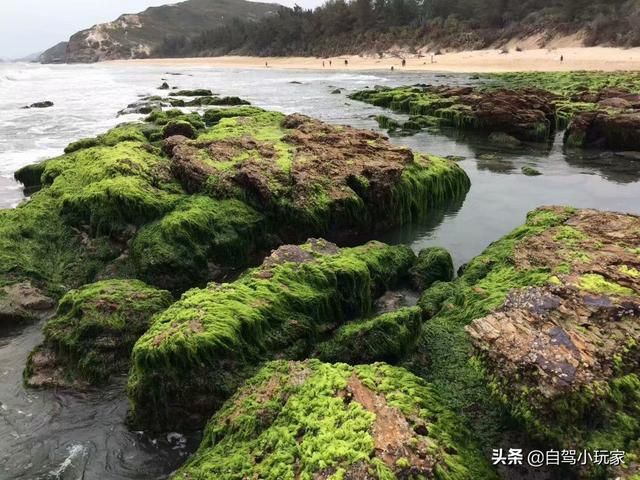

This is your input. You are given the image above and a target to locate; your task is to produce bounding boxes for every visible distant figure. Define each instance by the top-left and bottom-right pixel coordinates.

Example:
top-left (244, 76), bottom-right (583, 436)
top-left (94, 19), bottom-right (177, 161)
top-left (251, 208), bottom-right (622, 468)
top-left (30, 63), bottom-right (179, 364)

top-left (265, 61), bottom-right (268, 67)
top-left (391, 66), bottom-right (394, 71)
top-left (322, 61), bottom-right (325, 67)
top-left (401, 58), bottom-right (406, 67)
top-left (431, 55), bottom-right (434, 64)
top-left (560, 55), bottom-right (564, 63)
top-left (329, 60), bottom-right (332, 67)
top-left (344, 59), bottom-right (348, 66)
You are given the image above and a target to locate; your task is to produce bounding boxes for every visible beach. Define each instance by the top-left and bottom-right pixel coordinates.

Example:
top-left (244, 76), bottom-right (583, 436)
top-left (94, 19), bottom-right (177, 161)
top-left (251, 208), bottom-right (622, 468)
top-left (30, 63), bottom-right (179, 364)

top-left (112, 46), bottom-right (640, 72)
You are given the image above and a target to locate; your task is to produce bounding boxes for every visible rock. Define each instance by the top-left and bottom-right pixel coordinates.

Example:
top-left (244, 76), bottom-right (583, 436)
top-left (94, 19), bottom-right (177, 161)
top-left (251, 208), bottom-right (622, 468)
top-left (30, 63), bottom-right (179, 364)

top-left (521, 165), bottom-right (542, 176)
top-left (118, 98), bottom-right (166, 115)
top-left (158, 81), bottom-right (170, 90)
top-left (25, 279), bottom-right (172, 388)
top-left (0, 282), bottom-right (55, 325)
top-left (460, 207), bottom-right (640, 453)
top-left (598, 97), bottom-right (632, 109)
top-left (168, 89), bottom-right (213, 97)
top-left (409, 246), bottom-right (454, 291)
top-left (350, 86), bottom-right (558, 142)
top-left (161, 119), bottom-right (196, 139)
top-left (565, 111), bottom-right (640, 150)
top-left (22, 101), bottom-right (53, 109)
top-left (167, 109), bottom-right (470, 240)
top-left (488, 131), bottom-right (521, 147)
top-left (171, 360), bottom-right (494, 480)
top-left (127, 240), bottom-right (416, 431)
top-left (330, 88), bottom-right (342, 94)
top-left (316, 306), bottom-right (422, 364)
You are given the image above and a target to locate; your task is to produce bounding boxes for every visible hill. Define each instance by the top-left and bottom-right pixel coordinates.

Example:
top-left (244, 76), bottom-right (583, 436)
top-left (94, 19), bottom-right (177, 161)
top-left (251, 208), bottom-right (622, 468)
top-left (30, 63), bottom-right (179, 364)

top-left (153, 0), bottom-right (640, 58)
top-left (39, 0), bottom-right (279, 63)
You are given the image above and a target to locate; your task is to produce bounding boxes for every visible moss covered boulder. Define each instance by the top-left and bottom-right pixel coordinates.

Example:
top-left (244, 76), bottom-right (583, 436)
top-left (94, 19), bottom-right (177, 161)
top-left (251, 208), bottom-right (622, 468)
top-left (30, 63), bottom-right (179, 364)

top-left (25, 279), bottom-right (172, 387)
top-left (128, 239), bottom-right (416, 431)
top-left (463, 207), bottom-right (640, 456)
top-left (350, 85), bottom-right (558, 142)
top-left (409, 246), bottom-right (454, 291)
top-left (565, 111), bottom-right (640, 150)
top-left (166, 109), bottom-right (470, 239)
top-left (172, 360), bottom-right (495, 480)
top-left (398, 207), bottom-right (640, 478)
top-left (316, 306), bottom-right (422, 364)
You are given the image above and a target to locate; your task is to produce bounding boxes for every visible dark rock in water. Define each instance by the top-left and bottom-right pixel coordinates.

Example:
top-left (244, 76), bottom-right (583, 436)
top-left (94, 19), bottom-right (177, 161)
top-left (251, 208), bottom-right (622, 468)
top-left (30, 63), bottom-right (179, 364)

top-left (22, 101), bottom-right (54, 109)
top-left (289, 81), bottom-right (303, 84)
top-left (0, 282), bottom-right (55, 325)
top-left (330, 88), bottom-right (343, 94)
top-left (521, 165), bottom-right (542, 176)
top-left (169, 89), bottom-right (213, 97)
top-left (565, 111), bottom-right (640, 150)
top-left (374, 291), bottom-right (407, 313)
top-left (445, 155), bottom-right (466, 162)
top-left (118, 98), bottom-right (166, 115)
top-left (158, 81), bottom-right (170, 90)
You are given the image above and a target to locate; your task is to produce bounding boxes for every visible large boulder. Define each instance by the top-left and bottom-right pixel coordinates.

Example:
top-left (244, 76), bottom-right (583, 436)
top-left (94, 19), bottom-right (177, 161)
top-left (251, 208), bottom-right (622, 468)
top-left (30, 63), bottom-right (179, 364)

top-left (409, 246), bottom-right (454, 291)
top-left (25, 279), bottom-right (172, 388)
top-left (127, 239), bottom-right (416, 431)
top-left (172, 360), bottom-right (496, 480)
top-left (461, 208), bottom-right (640, 458)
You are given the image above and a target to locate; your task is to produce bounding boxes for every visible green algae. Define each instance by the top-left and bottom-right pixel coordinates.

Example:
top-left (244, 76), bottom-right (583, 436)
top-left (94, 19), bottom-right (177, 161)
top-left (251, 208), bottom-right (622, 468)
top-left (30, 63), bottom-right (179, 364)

top-left (131, 196), bottom-right (266, 292)
top-left (409, 246), bottom-right (454, 290)
top-left (127, 240), bottom-right (416, 431)
top-left (316, 306), bottom-right (422, 364)
top-left (64, 124), bottom-right (148, 154)
top-left (404, 207), bottom-right (577, 453)
top-left (171, 360), bottom-right (495, 480)
top-left (578, 273), bottom-right (634, 296)
top-left (25, 279), bottom-right (173, 385)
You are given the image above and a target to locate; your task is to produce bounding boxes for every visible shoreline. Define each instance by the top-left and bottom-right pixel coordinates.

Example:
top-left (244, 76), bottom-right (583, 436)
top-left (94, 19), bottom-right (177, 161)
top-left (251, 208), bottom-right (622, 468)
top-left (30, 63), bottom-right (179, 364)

top-left (108, 46), bottom-right (640, 73)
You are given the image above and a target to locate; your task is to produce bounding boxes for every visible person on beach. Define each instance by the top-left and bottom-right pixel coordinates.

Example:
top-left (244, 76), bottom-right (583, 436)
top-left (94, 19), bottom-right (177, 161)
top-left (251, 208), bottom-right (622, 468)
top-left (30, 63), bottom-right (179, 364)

top-left (391, 65), bottom-right (394, 71)
top-left (402, 58), bottom-right (406, 67)
top-left (265, 61), bottom-right (268, 67)
top-left (322, 61), bottom-right (325, 67)
top-left (329, 60), bottom-right (332, 66)
top-left (560, 55), bottom-right (564, 62)
top-left (344, 59), bottom-right (348, 66)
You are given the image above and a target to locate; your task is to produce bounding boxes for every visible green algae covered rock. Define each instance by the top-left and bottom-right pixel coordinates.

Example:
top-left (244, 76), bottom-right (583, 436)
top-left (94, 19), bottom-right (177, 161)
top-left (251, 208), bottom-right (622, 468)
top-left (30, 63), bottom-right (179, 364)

top-left (406, 206), bottom-right (640, 479)
top-left (24, 279), bottom-right (173, 387)
top-left (316, 306), bottom-right (422, 364)
top-left (409, 246), bottom-right (454, 291)
top-left (167, 110), bottom-right (470, 239)
top-left (172, 359), bottom-right (495, 480)
top-left (131, 196), bottom-right (266, 292)
top-left (128, 239), bottom-right (416, 431)
top-left (350, 85), bottom-right (557, 142)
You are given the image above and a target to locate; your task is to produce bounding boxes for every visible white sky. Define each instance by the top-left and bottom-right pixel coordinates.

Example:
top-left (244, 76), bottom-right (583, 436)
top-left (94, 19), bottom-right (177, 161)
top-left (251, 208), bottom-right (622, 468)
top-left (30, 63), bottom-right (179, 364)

top-left (0, 0), bottom-right (324, 59)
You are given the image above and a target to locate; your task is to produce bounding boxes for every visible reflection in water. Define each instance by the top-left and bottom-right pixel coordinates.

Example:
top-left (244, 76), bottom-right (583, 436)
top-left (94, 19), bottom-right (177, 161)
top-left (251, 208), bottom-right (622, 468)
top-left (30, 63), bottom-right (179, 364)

top-left (563, 148), bottom-right (640, 184)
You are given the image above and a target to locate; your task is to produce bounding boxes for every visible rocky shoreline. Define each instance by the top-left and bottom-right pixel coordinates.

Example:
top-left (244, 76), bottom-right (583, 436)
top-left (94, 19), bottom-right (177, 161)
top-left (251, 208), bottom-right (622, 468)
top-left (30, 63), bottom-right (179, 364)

top-left (3, 78), bottom-right (640, 479)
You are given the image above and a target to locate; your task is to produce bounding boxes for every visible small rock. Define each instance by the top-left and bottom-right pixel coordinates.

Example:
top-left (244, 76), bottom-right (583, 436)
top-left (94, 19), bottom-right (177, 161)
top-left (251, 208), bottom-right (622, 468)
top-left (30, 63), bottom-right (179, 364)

top-left (22, 101), bottom-right (54, 109)
top-left (488, 132), bottom-right (521, 147)
top-left (158, 82), bottom-right (170, 90)
top-left (521, 165), bottom-right (542, 176)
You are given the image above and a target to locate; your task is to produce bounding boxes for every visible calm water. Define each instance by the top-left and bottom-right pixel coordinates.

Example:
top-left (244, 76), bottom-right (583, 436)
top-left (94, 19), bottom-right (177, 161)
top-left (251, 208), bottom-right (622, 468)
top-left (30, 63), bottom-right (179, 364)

top-left (0, 62), bottom-right (639, 479)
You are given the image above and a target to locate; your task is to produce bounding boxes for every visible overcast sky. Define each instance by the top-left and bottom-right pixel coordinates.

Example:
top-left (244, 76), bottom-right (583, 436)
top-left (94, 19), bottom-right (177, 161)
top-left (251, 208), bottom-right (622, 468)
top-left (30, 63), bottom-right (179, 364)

top-left (0, 0), bottom-right (323, 59)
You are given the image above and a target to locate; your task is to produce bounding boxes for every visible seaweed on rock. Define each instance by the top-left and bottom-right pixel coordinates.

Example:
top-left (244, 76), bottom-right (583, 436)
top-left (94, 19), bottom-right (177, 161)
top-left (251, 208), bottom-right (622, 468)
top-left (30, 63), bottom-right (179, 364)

top-left (171, 360), bottom-right (496, 480)
top-left (25, 279), bottom-right (173, 387)
top-left (127, 239), bottom-right (416, 431)
top-left (407, 206), bottom-right (640, 479)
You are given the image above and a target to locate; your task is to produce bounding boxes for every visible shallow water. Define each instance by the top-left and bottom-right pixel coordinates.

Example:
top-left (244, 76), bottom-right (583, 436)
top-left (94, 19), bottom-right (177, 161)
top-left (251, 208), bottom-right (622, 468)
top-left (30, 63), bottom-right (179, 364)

top-left (0, 62), bottom-right (639, 479)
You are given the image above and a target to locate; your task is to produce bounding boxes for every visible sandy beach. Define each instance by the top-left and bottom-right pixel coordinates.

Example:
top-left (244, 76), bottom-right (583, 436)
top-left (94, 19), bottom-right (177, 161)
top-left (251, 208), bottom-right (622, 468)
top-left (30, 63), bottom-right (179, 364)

top-left (112, 46), bottom-right (640, 72)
